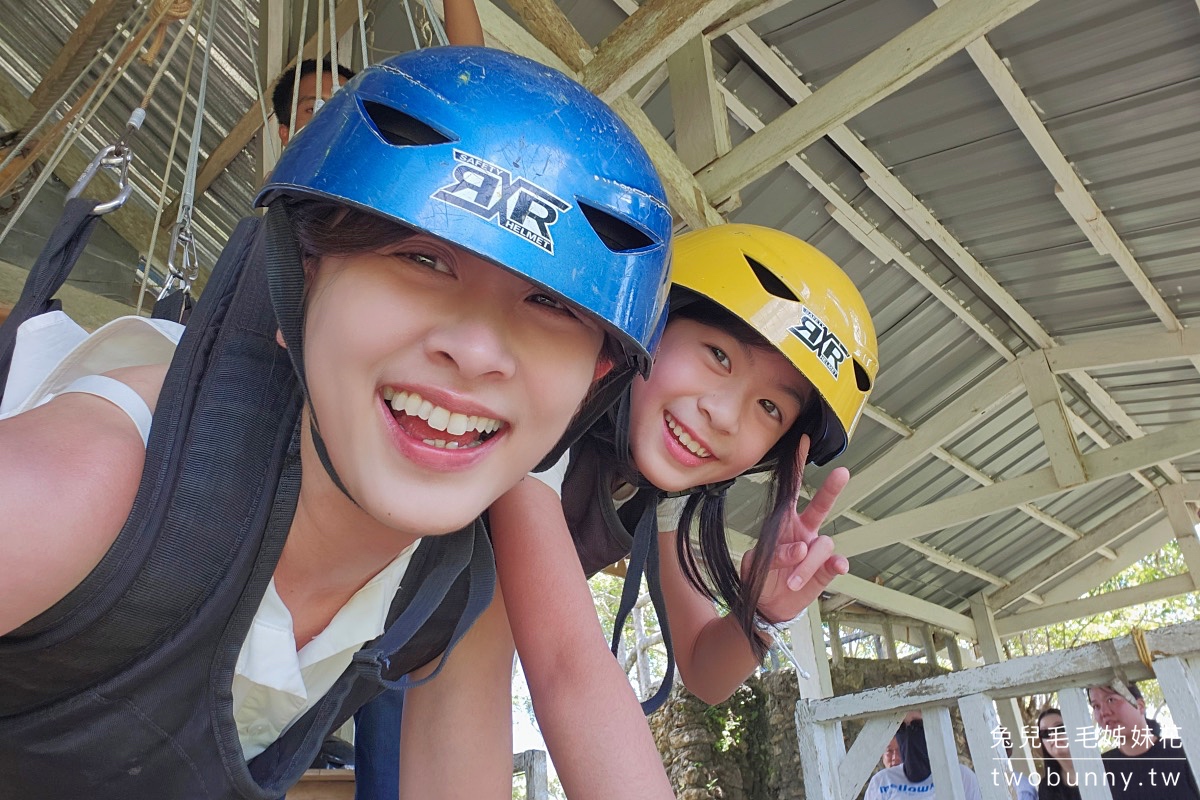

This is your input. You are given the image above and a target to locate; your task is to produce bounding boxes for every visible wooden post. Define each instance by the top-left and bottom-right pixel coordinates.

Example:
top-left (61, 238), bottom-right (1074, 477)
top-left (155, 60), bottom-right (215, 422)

top-left (970, 593), bottom-right (1035, 775)
top-left (829, 614), bottom-right (843, 666)
top-left (944, 632), bottom-right (965, 670)
top-left (795, 701), bottom-right (845, 800)
top-left (924, 705), bottom-right (968, 798)
top-left (788, 602), bottom-right (834, 700)
top-left (1154, 656), bottom-right (1200, 790)
top-left (513, 750), bottom-right (550, 800)
top-left (959, 693), bottom-right (1018, 800)
top-left (631, 602), bottom-right (652, 699)
top-left (882, 618), bottom-right (898, 661)
top-left (922, 625), bottom-right (939, 665)
top-left (1059, 687), bottom-right (1114, 800)
top-left (666, 34), bottom-right (739, 211)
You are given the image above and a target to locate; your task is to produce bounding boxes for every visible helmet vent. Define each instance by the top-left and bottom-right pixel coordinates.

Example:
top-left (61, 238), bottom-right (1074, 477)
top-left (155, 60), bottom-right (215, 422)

top-left (745, 256), bottom-right (798, 301)
top-left (854, 360), bottom-right (872, 392)
top-left (362, 100), bottom-right (454, 146)
top-left (579, 202), bottom-right (654, 252)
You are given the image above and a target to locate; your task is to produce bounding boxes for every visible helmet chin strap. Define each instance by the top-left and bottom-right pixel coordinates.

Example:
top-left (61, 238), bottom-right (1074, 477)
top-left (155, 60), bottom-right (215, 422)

top-left (264, 203), bottom-right (357, 505)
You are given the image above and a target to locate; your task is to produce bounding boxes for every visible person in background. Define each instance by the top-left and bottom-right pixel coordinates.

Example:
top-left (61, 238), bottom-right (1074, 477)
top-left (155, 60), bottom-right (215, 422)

top-left (1088, 682), bottom-right (1199, 799)
top-left (1036, 708), bottom-right (1081, 800)
top-left (883, 736), bottom-right (902, 769)
top-left (270, 1), bottom-right (484, 148)
top-left (864, 711), bottom-right (983, 800)
top-left (270, 57), bottom-right (356, 146)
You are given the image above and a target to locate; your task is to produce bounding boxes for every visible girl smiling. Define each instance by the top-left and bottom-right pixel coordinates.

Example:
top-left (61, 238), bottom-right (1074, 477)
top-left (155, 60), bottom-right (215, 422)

top-left (0, 46), bottom-right (672, 799)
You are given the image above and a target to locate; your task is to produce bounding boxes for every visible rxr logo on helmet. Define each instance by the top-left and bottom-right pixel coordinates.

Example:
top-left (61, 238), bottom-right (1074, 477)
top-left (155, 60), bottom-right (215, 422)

top-left (789, 308), bottom-right (849, 379)
top-left (433, 150), bottom-right (571, 254)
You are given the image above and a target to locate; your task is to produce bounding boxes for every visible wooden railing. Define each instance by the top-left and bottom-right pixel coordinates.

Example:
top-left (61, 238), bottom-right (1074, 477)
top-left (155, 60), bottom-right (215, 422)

top-left (794, 620), bottom-right (1200, 800)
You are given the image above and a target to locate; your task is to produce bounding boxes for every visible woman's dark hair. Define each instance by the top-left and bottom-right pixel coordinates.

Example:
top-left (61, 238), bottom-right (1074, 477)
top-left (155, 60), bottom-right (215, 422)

top-left (1036, 708), bottom-right (1082, 800)
top-left (667, 289), bottom-right (823, 660)
top-left (1037, 708), bottom-right (1067, 779)
top-left (287, 199), bottom-right (416, 262)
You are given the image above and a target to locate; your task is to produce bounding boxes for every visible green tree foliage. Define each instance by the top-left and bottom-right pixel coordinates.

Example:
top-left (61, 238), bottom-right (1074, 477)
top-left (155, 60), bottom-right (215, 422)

top-left (1003, 541), bottom-right (1198, 726)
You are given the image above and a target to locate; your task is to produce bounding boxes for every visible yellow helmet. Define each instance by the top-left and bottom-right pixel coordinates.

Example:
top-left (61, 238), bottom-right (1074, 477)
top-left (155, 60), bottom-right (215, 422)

top-left (670, 224), bottom-right (878, 465)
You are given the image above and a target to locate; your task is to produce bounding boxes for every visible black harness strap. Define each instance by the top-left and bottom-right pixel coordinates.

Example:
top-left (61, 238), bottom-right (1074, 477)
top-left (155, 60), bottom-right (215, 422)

top-left (151, 288), bottom-right (194, 324)
top-left (0, 217), bottom-right (284, 713)
top-left (610, 494), bottom-right (677, 715)
top-left (0, 197), bottom-right (102, 393)
top-left (262, 203), bottom-right (355, 500)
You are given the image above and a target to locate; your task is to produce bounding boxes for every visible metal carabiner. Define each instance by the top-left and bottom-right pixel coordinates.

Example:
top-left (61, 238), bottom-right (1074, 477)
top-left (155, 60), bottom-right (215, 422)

top-left (158, 211), bottom-right (200, 301)
top-left (66, 143), bottom-right (134, 215)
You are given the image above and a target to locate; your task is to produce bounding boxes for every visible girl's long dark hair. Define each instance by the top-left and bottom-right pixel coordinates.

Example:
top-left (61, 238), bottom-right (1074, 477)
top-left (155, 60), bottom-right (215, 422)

top-left (664, 289), bottom-right (823, 659)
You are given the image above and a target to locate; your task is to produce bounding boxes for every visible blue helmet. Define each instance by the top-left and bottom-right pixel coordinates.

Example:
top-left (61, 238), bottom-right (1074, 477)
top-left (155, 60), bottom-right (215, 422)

top-left (258, 46), bottom-right (673, 376)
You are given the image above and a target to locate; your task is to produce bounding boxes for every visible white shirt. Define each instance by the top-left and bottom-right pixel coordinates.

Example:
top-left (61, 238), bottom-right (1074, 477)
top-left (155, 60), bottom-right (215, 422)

top-left (864, 764), bottom-right (984, 800)
top-left (0, 310), bottom-right (182, 427)
top-left (233, 544), bottom-right (419, 759)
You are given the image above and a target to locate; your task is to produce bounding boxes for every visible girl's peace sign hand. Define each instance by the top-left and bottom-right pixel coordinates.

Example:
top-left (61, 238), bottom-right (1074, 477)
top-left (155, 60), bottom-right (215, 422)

top-left (741, 435), bottom-right (850, 625)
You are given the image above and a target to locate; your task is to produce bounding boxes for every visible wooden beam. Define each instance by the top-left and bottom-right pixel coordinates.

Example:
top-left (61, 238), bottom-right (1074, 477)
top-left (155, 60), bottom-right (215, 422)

top-left (722, 19), bottom-right (1172, 492)
top-left (805, 621), bottom-right (1200, 723)
top-left (939, 0), bottom-right (1187, 341)
top-left (833, 417), bottom-right (1200, 558)
top-left (505, 0), bottom-right (592, 68)
top-left (582, 0), bottom-right (742, 103)
top-left (706, 0), bottom-right (792, 39)
top-left (988, 492), bottom-right (1164, 610)
top-left (0, 2), bottom-right (167, 199)
top-left (837, 712), bottom-right (906, 800)
top-left (722, 83), bottom-right (1018, 357)
top-left (698, 0), bottom-right (1045, 203)
top-left (1037, 520), bottom-right (1174, 607)
top-left (470, 0), bottom-right (722, 228)
top-left (726, 26), bottom-right (1053, 350)
top-left (1046, 326), bottom-right (1200, 373)
top-left (667, 35), bottom-right (737, 209)
top-left (825, 573), bottom-right (976, 637)
top-left (995, 574), bottom-right (1197, 636)
top-left (830, 361), bottom-right (1021, 516)
top-left (24, 0), bottom-right (134, 131)
top-left (1017, 351), bottom-right (1086, 488)
top-left (1160, 485), bottom-right (1200, 589)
